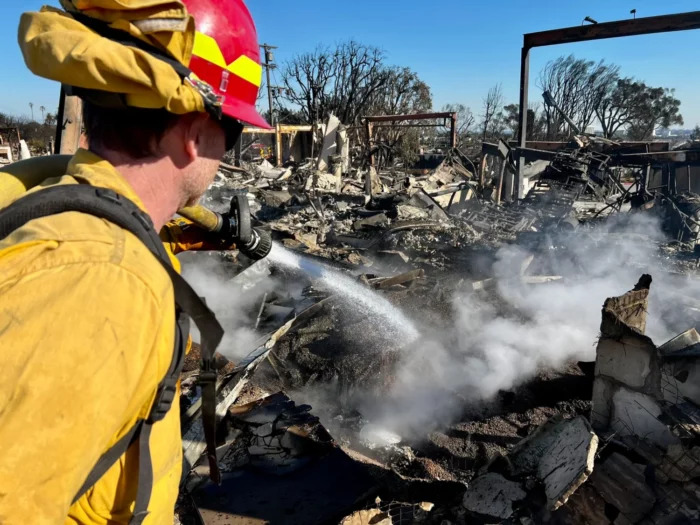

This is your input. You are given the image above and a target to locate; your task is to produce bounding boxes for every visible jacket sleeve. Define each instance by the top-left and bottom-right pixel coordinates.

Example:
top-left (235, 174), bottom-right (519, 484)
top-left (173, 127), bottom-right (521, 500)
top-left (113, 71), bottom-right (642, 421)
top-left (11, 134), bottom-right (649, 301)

top-left (160, 218), bottom-right (237, 255)
top-left (0, 261), bottom-right (172, 523)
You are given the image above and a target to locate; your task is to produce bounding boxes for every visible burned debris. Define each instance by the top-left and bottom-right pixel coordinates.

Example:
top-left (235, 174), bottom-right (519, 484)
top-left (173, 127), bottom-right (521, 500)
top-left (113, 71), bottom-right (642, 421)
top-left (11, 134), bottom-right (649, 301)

top-left (169, 109), bottom-right (700, 525)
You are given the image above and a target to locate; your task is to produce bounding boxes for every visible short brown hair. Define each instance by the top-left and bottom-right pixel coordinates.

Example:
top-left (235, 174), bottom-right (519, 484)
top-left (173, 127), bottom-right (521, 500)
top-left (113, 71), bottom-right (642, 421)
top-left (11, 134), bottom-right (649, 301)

top-left (82, 101), bottom-right (180, 159)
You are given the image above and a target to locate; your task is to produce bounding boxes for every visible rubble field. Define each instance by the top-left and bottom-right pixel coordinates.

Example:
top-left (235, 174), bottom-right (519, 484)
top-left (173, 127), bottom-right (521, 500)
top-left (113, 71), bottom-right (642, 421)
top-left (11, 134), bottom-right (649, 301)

top-left (176, 127), bottom-right (700, 524)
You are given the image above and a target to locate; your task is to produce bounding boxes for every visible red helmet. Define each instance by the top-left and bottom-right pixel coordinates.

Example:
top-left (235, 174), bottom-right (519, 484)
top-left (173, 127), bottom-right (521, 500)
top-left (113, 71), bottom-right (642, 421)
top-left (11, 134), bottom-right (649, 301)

top-left (185, 0), bottom-right (271, 129)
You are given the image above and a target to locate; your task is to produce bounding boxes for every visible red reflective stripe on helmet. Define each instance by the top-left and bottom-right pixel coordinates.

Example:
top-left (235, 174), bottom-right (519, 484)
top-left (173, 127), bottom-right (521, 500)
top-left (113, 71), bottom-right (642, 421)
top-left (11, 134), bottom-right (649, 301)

top-left (189, 55), bottom-right (257, 107)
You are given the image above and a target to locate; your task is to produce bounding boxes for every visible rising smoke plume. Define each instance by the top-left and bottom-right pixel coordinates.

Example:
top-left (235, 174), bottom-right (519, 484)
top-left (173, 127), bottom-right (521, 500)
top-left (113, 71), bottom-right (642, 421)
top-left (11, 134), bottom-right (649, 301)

top-left (361, 212), bottom-right (700, 437)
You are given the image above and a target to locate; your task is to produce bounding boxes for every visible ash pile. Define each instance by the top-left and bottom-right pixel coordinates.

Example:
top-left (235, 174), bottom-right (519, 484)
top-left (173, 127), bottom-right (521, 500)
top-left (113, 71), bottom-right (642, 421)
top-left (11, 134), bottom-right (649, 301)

top-left (176, 116), bottom-right (700, 524)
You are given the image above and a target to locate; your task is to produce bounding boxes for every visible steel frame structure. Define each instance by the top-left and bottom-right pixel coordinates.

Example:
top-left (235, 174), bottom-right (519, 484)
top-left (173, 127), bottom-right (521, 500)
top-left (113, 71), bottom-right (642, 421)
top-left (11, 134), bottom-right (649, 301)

top-left (516, 11), bottom-right (700, 199)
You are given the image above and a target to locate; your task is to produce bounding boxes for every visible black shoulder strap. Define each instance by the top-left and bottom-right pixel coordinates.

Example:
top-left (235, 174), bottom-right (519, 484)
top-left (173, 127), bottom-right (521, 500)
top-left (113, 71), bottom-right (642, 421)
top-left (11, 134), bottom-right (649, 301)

top-left (0, 185), bottom-right (224, 520)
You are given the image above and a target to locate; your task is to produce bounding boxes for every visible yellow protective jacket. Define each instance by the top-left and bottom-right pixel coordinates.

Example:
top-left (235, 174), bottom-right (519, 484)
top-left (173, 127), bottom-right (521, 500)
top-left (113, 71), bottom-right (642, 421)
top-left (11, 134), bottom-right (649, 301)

top-left (0, 149), bottom-right (185, 524)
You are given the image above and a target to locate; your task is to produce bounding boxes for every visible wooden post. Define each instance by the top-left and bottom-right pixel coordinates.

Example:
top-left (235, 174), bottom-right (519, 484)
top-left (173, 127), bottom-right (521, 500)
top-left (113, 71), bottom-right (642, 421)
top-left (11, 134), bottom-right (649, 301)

top-left (55, 87), bottom-right (83, 155)
top-left (274, 124), bottom-right (282, 167)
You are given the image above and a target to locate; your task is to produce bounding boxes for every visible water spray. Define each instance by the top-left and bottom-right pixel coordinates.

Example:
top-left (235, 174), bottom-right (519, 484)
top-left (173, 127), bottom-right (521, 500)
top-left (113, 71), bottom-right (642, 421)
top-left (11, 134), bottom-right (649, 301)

top-left (266, 242), bottom-right (420, 344)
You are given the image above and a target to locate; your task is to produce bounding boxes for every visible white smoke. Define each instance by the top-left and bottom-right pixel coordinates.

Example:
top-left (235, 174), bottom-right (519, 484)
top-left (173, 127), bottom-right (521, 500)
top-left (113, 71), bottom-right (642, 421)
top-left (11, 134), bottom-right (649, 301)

top-left (363, 212), bottom-right (700, 436)
top-left (180, 254), bottom-right (278, 360)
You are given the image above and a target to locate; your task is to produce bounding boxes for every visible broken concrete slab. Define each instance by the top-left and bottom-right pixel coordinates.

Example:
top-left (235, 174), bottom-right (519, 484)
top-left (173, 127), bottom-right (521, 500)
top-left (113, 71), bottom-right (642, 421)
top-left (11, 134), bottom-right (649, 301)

top-left (509, 416), bottom-right (568, 476)
top-left (589, 452), bottom-right (656, 522)
top-left (506, 415), bottom-right (598, 510)
top-left (594, 333), bottom-right (658, 390)
top-left (609, 386), bottom-right (680, 448)
top-left (649, 480), bottom-right (700, 522)
top-left (462, 472), bottom-right (526, 520)
top-left (193, 392), bottom-right (379, 524)
top-left (536, 416), bottom-right (598, 510)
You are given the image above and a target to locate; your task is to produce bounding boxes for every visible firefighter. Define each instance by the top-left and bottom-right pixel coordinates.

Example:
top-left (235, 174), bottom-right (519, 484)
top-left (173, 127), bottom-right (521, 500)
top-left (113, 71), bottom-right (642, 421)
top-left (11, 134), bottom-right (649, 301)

top-left (0, 0), bottom-right (268, 523)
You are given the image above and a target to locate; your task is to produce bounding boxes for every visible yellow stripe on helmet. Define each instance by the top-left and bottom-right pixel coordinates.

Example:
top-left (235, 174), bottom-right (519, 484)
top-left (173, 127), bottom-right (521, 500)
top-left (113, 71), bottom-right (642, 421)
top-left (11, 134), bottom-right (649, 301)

top-left (228, 55), bottom-right (261, 87)
top-left (192, 31), bottom-right (226, 68)
top-left (193, 31), bottom-right (262, 87)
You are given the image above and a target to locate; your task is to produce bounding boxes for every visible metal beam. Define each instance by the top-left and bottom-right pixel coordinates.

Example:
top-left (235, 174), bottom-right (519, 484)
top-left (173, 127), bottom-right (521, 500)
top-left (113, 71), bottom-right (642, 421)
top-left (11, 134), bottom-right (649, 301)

top-left (363, 111), bottom-right (456, 123)
top-left (524, 11), bottom-right (700, 50)
top-left (507, 140), bottom-right (671, 153)
top-left (516, 46), bottom-right (529, 199)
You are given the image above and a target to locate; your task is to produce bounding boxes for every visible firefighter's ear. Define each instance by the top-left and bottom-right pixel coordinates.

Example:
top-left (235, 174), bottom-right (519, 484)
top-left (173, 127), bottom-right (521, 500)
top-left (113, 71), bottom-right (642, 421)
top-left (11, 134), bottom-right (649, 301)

top-left (182, 113), bottom-right (211, 162)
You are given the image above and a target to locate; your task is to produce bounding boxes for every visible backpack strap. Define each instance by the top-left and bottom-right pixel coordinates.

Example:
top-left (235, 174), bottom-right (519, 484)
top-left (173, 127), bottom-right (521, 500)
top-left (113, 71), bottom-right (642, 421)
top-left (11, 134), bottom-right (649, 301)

top-left (0, 185), bottom-right (224, 521)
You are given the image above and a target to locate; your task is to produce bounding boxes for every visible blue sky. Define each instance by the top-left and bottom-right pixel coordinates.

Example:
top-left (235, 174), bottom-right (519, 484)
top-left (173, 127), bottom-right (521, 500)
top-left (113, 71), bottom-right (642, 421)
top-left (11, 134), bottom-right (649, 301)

top-left (2, 1), bottom-right (699, 127)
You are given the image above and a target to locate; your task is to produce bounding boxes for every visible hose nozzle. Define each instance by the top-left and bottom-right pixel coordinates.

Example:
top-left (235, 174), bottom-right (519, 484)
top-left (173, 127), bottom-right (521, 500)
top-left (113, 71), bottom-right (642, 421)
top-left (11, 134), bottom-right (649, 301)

top-left (177, 194), bottom-right (272, 261)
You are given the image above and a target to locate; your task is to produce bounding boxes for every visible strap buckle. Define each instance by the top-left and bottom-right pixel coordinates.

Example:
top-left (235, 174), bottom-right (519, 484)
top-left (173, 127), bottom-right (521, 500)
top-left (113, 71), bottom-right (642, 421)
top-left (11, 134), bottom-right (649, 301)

top-left (148, 379), bottom-right (177, 423)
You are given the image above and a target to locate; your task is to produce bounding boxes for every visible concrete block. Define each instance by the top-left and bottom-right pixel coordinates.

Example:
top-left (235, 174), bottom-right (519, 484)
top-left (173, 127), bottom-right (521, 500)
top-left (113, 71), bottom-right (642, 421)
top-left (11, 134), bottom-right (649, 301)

top-left (462, 473), bottom-right (526, 520)
top-left (536, 416), bottom-right (598, 510)
top-left (594, 335), bottom-right (656, 390)
top-left (610, 387), bottom-right (680, 448)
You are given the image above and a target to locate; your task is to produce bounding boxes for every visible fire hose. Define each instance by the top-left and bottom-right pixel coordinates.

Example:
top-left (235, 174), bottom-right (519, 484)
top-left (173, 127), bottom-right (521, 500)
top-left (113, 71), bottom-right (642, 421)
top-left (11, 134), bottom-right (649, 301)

top-left (0, 154), bottom-right (272, 260)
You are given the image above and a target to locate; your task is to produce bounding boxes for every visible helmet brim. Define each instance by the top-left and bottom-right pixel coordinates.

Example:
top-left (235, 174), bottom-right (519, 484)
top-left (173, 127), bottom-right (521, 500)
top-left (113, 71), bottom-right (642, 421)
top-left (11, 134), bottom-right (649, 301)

top-left (222, 96), bottom-right (272, 130)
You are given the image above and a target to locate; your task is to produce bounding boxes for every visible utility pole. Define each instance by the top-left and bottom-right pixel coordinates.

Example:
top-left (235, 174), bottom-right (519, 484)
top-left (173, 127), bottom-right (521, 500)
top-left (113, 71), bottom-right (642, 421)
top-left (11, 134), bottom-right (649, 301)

top-left (260, 43), bottom-right (277, 126)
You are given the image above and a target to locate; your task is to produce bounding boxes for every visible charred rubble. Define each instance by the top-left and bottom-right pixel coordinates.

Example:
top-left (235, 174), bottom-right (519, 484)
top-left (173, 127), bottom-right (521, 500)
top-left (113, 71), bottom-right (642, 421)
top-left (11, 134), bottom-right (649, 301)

top-left (176, 116), bottom-right (700, 524)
